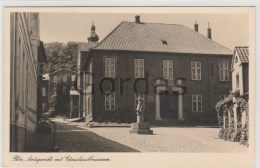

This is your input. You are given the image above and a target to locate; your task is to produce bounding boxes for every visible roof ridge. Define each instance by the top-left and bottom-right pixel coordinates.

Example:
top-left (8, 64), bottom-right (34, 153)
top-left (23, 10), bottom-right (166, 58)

top-left (124, 21), bottom-right (184, 27)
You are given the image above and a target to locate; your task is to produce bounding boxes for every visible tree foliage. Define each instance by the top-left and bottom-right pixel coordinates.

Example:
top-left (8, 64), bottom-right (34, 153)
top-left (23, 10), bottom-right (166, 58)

top-left (44, 41), bottom-right (78, 73)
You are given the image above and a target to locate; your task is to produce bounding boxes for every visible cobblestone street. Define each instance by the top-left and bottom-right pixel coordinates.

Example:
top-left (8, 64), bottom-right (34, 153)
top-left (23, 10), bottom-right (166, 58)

top-left (52, 118), bottom-right (139, 152)
top-left (52, 117), bottom-right (247, 153)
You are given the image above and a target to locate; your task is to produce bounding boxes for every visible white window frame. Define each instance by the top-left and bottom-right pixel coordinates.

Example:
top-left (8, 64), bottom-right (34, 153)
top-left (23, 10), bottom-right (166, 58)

top-left (104, 57), bottom-right (116, 78)
top-left (219, 62), bottom-right (229, 81)
top-left (105, 92), bottom-right (115, 110)
top-left (191, 61), bottom-right (201, 80)
top-left (42, 87), bottom-right (46, 97)
top-left (135, 93), bottom-right (145, 111)
top-left (134, 59), bottom-right (144, 78)
top-left (192, 94), bottom-right (203, 112)
top-left (163, 60), bottom-right (173, 80)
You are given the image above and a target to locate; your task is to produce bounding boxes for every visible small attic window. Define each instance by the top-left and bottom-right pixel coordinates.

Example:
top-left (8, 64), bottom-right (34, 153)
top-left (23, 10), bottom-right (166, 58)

top-left (161, 39), bottom-right (167, 45)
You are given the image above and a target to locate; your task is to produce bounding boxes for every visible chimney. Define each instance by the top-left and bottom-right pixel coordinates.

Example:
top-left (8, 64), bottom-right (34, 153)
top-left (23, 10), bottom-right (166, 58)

top-left (135, 15), bottom-right (140, 23)
top-left (194, 21), bottom-right (199, 32)
top-left (207, 22), bottom-right (212, 39)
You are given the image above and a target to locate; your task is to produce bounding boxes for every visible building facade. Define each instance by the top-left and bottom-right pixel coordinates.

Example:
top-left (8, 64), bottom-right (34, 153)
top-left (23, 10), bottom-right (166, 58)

top-left (83, 16), bottom-right (233, 125)
top-left (231, 46), bottom-right (249, 95)
top-left (10, 12), bottom-right (42, 151)
top-left (37, 41), bottom-right (48, 117)
top-left (48, 68), bottom-right (77, 115)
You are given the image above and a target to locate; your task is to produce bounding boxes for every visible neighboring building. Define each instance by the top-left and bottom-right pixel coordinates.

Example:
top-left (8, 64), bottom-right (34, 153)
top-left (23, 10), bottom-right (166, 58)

top-left (10, 13), bottom-right (41, 151)
top-left (231, 46), bottom-right (249, 95)
top-left (41, 73), bottom-right (49, 113)
top-left (231, 46), bottom-right (249, 130)
top-left (37, 41), bottom-right (48, 119)
top-left (48, 68), bottom-right (77, 115)
top-left (82, 16), bottom-right (233, 125)
top-left (77, 42), bottom-right (97, 118)
top-left (76, 23), bottom-right (98, 118)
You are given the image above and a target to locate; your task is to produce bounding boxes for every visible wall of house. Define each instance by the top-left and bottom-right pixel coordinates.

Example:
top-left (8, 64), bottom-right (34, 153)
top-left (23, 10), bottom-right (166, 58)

top-left (242, 64), bottom-right (249, 94)
top-left (232, 52), bottom-right (245, 94)
top-left (90, 50), bottom-right (232, 124)
top-left (48, 70), bottom-right (76, 96)
top-left (10, 13), bottom-right (40, 152)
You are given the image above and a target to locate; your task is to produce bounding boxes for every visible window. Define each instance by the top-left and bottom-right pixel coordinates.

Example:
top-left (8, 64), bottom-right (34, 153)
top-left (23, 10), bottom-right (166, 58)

top-left (62, 86), bottom-right (67, 95)
top-left (163, 60), bottom-right (173, 80)
top-left (191, 61), bottom-right (201, 80)
top-left (210, 63), bottom-right (214, 75)
top-left (42, 87), bottom-right (46, 97)
top-left (62, 75), bottom-right (67, 82)
top-left (135, 93), bottom-right (145, 111)
top-left (105, 58), bottom-right (116, 77)
top-left (219, 95), bottom-right (227, 101)
top-left (219, 62), bottom-right (229, 81)
top-left (42, 102), bottom-right (46, 111)
top-left (236, 74), bottom-right (239, 88)
top-left (105, 92), bottom-right (115, 110)
top-left (134, 59), bottom-right (144, 78)
top-left (192, 94), bottom-right (202, 112)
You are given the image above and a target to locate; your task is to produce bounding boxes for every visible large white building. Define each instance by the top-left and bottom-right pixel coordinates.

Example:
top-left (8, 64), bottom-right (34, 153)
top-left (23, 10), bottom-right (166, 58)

top-left (10, 12), bottom-right (41, 152)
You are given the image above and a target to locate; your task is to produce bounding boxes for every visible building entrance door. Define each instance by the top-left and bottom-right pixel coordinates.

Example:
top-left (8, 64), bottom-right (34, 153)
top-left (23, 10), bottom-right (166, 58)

top-left (160, 92), bottom-right (178, 119)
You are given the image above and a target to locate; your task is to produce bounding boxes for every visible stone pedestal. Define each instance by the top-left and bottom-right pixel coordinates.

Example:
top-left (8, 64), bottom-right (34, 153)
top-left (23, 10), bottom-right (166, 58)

top-left (129, 122), bottom-right (153, 134)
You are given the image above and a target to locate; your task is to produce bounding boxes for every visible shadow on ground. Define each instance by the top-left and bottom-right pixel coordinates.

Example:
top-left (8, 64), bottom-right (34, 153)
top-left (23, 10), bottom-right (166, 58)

top-left (54, 120), bottom-right (140, 152)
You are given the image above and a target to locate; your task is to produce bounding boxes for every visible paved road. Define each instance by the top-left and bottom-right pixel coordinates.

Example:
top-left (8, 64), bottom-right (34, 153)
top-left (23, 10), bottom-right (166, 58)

top-left (52, 117), bottom-right (247, 152)
top-left (52, 118), bottom-right (139, 152)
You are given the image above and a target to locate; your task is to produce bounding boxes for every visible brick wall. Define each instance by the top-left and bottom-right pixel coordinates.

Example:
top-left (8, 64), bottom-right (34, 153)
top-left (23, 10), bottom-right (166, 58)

top-left (90, 50), bottom-right (232, 124)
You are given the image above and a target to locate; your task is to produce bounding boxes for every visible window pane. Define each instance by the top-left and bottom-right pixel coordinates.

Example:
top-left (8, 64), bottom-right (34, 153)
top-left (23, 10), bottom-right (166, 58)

top-left (110, 58), bottom-right (115, 64)
top-left (105, 93), bottom-right (109, 97)
top-left (198, 102), bottom-right (202, 111)
top-left (219, 63), bottom-right (223, 68)
top-left (140, 59), bottom-right (144, 65)
top-left (193, 102), bottom-right (197, 111)
top-left (192, 95), bottom-right (196, 100)
top-left (198, 95), bottom-right (202, 100)
top-left (197, 62), bottom-right (201, 68)
top-left (191, 62), bottom-right (195, 67)
top-left (225, 62), bottom-right (228, 68)
top-left (197, 69), bottom-right (200, 75)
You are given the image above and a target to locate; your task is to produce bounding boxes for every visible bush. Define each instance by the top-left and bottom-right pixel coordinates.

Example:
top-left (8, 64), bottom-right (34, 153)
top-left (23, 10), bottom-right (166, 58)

top-left (36, 119), bottom-right (52, 134)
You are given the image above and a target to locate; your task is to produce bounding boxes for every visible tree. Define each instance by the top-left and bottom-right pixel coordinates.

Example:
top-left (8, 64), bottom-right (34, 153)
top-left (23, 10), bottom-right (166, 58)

top-left (44, 41), bottom-right (78, 73)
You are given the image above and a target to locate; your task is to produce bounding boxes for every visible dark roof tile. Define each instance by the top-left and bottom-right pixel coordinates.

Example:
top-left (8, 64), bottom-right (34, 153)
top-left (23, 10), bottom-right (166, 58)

top-left (235, 46), bottom-right (249, 63)
top-left (94, 21), bottom-right (232, 55)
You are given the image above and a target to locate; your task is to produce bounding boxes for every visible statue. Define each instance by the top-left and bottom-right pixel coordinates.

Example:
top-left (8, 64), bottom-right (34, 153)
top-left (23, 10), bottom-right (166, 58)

top-left (136, 96), bottom-right (144, 123)
top-left (129, 95), bottom-right (153, 134)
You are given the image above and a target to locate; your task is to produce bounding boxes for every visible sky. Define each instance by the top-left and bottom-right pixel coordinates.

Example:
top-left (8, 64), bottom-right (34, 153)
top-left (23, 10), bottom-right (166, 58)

top-left (39, 13), bottom-right (249, 50)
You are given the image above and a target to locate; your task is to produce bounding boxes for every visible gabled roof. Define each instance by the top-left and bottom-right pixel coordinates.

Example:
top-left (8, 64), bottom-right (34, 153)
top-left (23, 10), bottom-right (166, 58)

top-left (234, 46), bottom-right (249, 63)
top-left (93, 21), bottom-right (232, 55)
top-left (78, 42), bottom-right (97, 52)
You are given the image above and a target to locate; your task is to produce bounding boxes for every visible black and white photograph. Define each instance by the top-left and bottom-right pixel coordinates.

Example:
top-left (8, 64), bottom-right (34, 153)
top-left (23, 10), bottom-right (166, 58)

top-left (3, 7), bottom-right (255, 168)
